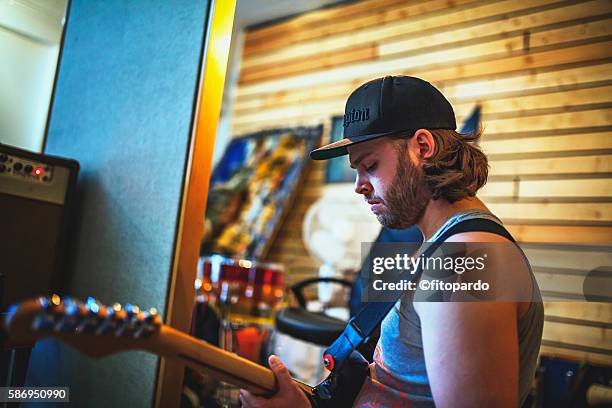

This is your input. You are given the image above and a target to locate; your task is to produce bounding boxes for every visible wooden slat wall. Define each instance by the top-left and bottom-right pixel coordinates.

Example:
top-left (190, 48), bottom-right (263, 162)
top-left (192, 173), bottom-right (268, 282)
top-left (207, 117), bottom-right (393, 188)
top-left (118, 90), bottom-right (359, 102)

top-left (231, 0), bottom-right (612, 364)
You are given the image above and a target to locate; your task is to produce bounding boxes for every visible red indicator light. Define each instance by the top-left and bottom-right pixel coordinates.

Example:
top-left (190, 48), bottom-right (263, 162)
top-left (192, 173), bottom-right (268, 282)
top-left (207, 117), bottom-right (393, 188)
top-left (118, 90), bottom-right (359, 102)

top-left (34, 168), bottom-right (44, 176)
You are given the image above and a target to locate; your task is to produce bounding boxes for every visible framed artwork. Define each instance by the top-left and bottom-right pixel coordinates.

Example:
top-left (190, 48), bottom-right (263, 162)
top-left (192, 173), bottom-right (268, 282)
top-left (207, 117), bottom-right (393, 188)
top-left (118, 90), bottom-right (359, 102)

top-left (460, 105), bottom-right (481, 134)
top-left (325, 116), bottom-right (355, 183)
top-left (201, 125), bottom-right (322, 259)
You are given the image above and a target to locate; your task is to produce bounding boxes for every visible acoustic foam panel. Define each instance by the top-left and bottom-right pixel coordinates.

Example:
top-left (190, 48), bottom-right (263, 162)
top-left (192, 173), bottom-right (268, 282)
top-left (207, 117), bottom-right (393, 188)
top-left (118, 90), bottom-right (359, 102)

top-left (25, 1), bottom-right (210, 406)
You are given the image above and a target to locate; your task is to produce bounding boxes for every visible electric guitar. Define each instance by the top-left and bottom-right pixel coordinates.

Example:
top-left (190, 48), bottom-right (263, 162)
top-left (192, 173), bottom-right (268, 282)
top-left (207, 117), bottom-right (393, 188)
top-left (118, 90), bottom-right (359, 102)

top-left (3, 295), bottom-right (316, 397)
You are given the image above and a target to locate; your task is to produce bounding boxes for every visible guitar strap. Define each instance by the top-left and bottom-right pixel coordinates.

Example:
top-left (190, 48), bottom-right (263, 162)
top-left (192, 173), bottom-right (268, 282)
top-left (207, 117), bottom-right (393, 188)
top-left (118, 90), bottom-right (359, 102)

top-left (312, 218), bottom-right (515, 404)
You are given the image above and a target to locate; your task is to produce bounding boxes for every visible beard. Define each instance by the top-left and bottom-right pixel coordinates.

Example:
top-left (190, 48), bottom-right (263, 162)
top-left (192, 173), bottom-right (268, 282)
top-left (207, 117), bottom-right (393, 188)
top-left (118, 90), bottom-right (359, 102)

top-left (369, 153), bottom-right (430, 229)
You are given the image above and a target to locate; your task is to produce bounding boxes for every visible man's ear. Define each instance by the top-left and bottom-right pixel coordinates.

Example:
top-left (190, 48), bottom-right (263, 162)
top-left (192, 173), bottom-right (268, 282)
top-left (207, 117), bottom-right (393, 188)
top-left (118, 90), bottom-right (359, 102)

top-left (408, 129), bottom-right (435, 160)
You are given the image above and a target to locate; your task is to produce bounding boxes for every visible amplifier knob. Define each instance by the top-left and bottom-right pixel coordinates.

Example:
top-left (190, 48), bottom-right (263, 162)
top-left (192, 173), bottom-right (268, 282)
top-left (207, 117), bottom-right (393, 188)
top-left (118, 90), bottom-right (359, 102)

top-left (24, 165), bottom-right (33, 174)
top-left (0, 153), bottom-right (7, 162)
top-left (13, 162), bottom-right (23, 172)
top-left (0, 164), bottom-right (5, 173)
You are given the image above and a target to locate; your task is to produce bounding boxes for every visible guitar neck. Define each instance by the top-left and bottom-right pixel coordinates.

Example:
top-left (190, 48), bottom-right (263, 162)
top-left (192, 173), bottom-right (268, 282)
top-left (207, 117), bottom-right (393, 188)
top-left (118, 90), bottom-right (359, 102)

top-left (156, 325), bottom-right (275, 394)
top-left (150, 326), bottom-right (314, 397)
top-left (3, 296), bottom-right (315, 397)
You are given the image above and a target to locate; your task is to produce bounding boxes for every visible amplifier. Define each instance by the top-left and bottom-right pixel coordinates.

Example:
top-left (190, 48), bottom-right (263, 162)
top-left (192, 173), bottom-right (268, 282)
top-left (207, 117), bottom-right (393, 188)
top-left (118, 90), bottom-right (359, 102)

top-left (0, 143), bottom-right (79, 310)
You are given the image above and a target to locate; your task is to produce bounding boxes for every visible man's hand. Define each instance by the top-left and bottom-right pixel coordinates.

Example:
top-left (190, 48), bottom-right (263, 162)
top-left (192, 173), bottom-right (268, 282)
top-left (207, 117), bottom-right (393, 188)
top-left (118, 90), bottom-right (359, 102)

top-left (239, 355), bottom-right (311, 408)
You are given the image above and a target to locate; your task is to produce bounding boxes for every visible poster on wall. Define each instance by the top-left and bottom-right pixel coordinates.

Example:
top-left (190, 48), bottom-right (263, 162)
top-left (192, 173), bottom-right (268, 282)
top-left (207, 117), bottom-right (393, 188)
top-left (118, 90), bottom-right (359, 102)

top-left (201, 125), bottom-right (323, 260)
top-left (325, 116), bottom-right (355, 183)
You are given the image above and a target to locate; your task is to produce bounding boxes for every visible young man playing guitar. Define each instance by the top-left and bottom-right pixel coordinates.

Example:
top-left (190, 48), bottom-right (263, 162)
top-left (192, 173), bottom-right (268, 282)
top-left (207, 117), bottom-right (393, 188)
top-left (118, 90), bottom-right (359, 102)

top-left (240, 76), bottom-right (543, 408)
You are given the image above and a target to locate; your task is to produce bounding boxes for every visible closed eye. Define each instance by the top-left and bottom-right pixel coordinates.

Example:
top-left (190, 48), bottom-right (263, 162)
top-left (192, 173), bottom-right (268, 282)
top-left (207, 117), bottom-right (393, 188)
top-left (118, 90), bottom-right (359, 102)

top-left (366, 163), bottom-right (377, 174)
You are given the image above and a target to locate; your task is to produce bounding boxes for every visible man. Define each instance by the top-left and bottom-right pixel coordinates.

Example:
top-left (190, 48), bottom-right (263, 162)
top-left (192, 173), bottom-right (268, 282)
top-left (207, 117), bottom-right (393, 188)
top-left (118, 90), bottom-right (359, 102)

top-left (240, 76), bottom-right (543, 407)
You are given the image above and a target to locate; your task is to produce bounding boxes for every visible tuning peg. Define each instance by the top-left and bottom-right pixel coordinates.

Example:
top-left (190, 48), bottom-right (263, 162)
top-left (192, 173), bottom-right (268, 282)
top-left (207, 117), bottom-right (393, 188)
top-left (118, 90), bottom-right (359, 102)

top-left (111, 303), bottom-right (133, 337)
top-left (133, 308), bottom-right (161, 338)
top-left (50, 294), bottom-right (61, 307)
top-left (38, 296), bottom-right (50, 310)
top-left (62, 297), bottom-right (79, 315)
top-left (124, 303), bottom-right (138, 322)
top-left (126, 304), bottom-right (141, 329)
top-left (53, 297), bottom-right (85, 333)
top-left (145, 308), bottom-right (161, 326)
top-left (32, 295), bottom-right (63, 331)
top-left (85, 297), bottom-right (100, 314)
top-left (93, 302), bottom-right (122, 336)
top-left (113, 303), bottom-right (139, 337)
top-left (32, 297), bottom-right (55, 331)
top-left (74, 297), bottom-right (104, 334)
top-left (78, 299), bottom-right (160, 338)
top-left (131, 310), bottom-right (147, 338)
top-left (38, 294), bottom-right (62, 314)
top-left (93, 306), bottom-right (114, 336)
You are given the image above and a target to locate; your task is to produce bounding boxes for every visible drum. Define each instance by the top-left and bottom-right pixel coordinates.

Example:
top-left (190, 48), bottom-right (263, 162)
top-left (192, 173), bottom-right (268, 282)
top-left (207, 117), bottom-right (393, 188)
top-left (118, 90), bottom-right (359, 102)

top-left (195, 256), bottom-right (285, 359)
top-left (196, 255), bottom-right (285, 326)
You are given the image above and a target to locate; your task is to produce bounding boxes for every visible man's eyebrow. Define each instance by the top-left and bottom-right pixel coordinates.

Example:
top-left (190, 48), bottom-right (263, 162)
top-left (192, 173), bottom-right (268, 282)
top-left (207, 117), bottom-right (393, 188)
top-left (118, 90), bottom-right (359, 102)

top-left (349, 152), bottom-right (371, 169)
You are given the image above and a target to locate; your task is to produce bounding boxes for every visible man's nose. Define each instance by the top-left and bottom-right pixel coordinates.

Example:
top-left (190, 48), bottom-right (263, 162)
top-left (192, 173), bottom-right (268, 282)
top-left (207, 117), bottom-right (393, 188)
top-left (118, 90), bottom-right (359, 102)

top-left (354, 175), bottom-right (373, 196)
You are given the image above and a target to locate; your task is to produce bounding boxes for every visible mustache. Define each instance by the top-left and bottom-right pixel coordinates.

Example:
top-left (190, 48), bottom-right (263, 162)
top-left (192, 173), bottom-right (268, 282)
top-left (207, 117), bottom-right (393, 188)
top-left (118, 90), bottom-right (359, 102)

top-left (365, 195), bottom-right (385, 204)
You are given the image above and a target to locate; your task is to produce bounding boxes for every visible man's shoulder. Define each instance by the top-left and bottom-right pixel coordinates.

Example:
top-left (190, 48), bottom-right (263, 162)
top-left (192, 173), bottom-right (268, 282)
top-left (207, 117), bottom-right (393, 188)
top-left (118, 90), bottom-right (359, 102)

top-left (443, 230), bottom-right (512, 243)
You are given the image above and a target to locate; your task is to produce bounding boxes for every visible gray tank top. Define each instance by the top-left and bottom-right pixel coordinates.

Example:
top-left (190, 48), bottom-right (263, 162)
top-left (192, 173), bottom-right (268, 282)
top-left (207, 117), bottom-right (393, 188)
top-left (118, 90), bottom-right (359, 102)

top-left (352, 209), bottom-right (544, 407)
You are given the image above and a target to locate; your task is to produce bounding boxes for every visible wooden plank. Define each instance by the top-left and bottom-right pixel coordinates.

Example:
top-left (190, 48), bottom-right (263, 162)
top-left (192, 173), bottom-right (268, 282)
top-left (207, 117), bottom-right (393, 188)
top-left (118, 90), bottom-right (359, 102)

top-left (543, 320), bottom-right (612, 351)
top-left (236, 40), bottom-right (612, 100)
top-left (522, 245), bottom-right (612, 271)
top-left (243, 0), bottom-right (561, 63)
top-left (271, 257), bottom-right (321, 272)
top-left (527, 16), bottom-right (612, 48)
top-left (458, 85), bottom-right (612, 119)
top-left (481, 131), bottom-right (612, 155)
top-left (536, 271), bottom-right (611, 299)
top-left (544, 301), bottom-right (612, 323)
top-left (244, 0), bottom-right (412, 44)
top-left (488, 202), bottom-right (612, 222)
top-left (233, 87), bottom-right (612, 130)
top-left (269, 256), bottom-right (318, 271)
top-left (232, 119), bottom-right (328, 137)
top-left (539, 344), bottom-right (612, 365)
top-left (267, 257), bottom-right (320, 273)
top-left (233, 101), bottom-right (341, 130)
top-left (276, 222), bottom-right (612, 245)
top-left (489, 155), bottom-right (612, 176)
top-left (242, 17), bottom-right (612, 84)
top-left (271, 239), bottom-right (308, 253)
top-left (481, 178), bottom-right (612, 198)
top-left (484, 108), bottom-right (612, 134)
top-left (240, 44), bottom-right (377, 84)
top-left (284, 196), bottom-right (612, 223)
top-left (506, 225), bottom-right (612, 243)
top-left (275, 228), bottom-right (305, 242)
top-left (445, 62), bottom-right (612, 100)
top-left (380, 1), bottom-right (612, 57)
top-left (244, 0), bottom-right (482, 55)
top-left (268, 254), bottom-right (317, 269)
top-left (234, 62), bottom-right (612, 114)
top-left (232, 110), bottom-right (612, 139)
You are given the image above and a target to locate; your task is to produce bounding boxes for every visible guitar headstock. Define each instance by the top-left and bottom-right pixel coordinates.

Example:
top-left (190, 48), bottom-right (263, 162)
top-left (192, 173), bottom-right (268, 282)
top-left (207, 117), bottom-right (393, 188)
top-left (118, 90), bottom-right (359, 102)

top-left (3, 295), bottom-right (162, 358)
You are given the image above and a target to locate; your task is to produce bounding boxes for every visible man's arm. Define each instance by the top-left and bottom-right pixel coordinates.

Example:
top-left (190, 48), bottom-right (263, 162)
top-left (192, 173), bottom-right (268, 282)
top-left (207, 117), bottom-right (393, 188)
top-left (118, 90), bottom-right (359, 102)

top-left (414, 300), bottom-right (519, 408)
top-left (414, 231), bottom-right (520, 408)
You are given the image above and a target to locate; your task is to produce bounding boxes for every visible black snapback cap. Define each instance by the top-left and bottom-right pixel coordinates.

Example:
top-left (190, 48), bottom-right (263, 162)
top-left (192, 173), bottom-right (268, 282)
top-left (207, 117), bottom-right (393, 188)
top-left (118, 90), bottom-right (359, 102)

top-left (310, 76), bottom-right (456, 160)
